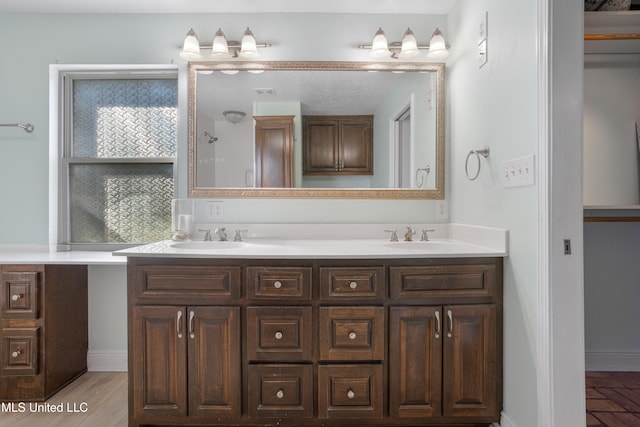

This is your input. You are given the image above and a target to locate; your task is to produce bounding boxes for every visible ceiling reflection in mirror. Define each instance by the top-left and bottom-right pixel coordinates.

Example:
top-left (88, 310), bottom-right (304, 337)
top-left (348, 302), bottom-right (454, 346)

top-left (188, 62), bottom-right (444, 199)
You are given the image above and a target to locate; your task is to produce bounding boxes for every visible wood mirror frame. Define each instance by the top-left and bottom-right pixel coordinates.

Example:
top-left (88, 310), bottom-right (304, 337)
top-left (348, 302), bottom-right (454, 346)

top-left (187, 61), bottom-right (445, 199)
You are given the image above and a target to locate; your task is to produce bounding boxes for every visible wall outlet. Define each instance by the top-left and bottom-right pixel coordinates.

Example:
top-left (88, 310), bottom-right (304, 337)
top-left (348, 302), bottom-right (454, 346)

top-left (435, 200), bottom-right (449, 220)
top-left (501, 154), bottom-right (535, 188)
top-left (205, 201), bottom-right (224, 220)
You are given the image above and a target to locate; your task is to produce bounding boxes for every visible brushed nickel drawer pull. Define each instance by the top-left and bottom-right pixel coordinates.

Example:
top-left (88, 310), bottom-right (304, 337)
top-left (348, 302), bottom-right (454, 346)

top-left (274, 280), bottom-right (282, 289)
top-left (189, 310), bottom-right (196, 339)
top-left (447, 309), bottom-right (453, 338)
top-left (347, 389), bottom-right (355, 399)
top-left (177, 310), bottom-right (183, 338)
top-left (349, 281), bottom-right (358, 289)
top-left (11, 349), bottom-right (21, 358)
top-left (276, 389), bottom-right (284, 399)
top-left (349, 332), bottom-right (357, 340)
top-left (435, 310), bottom-right (441, 339)
top-left (275, 331), bottom-right (283, 340)
top-left (11, 294), bottom-right (21, 301)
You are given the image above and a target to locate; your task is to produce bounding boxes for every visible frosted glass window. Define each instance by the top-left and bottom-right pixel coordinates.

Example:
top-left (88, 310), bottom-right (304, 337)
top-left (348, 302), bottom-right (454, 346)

top-left (59, 70), bottom-right (178, 248)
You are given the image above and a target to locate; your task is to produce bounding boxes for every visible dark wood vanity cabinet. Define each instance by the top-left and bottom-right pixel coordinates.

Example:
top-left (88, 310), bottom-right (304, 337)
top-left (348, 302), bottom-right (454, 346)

top-left (0, 264), bottom-right (88, 401)
top-left (303, 115), bottom-right (373, 175)
top-left (127, 257), bottom-right (502, 427)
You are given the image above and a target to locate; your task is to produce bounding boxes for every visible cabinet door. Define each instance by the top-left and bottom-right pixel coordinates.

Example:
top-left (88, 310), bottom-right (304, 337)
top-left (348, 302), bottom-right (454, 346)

top-left (443, 304), bottom-right (498, 418)
top-left (188, 306), bottom-right (241, 419)
top-left (338, 117), bottom-right (373, 173)
top-left (389, 306), bottom-right (442, 418)
top-left (132, 306), bottom-right (187, 418)
top-left (303, 119), bottom-right (339, 173)
top-left (255, 116), bottom-right (295, 188)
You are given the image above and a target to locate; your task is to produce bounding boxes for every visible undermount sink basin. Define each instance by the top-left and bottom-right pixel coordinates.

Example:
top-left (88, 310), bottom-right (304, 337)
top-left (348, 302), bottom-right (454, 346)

top-left (383, 241), bottom-right (446, 250)
top-left (170, 241), bottom-right (246, 250)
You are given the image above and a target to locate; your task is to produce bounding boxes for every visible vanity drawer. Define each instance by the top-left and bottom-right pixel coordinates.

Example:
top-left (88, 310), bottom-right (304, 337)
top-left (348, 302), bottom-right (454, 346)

top-left (246, 306), bottom-right (313, 361)
top-left (318, 364), bottom-right (383, 419)
top-left (134, 266), bottom-right (241, 303)
top-left (389, 264), bottom-right (495, 300)
top-left (246, 267), bottom-right (312, 301)
top-left (319, 267), bottom-right (385, 300)
top-left (2, 272), bottom-right (39, 319)
top-left (247, 364), bottom-right (313, 418)
top-left (1, 327), bottom-right (39, 376)
top-left (319, 306), bottom-right (384, 361)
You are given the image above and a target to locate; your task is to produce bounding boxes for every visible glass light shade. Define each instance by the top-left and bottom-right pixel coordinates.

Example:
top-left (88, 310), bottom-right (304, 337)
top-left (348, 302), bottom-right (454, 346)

top-left (223, 110), bottom-right (246, 124)
top-left (212, 28), bottom-right (230, 57)
top-left (239, 27), bottom-right (259, 58)
top-left (370, 27), bottom-right (391, 58)
top-left (398, 27), bottom-right (419, 59)
top-left (179, 28), bottom-right (202, 60)
top-left (427, 28), bottom-right (449, 59)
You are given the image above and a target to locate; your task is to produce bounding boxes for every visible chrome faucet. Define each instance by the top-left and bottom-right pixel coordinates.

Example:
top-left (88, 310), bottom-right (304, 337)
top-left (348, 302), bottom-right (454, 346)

top-left (214, 227), bottom-right (228, 241)
top-left (404, 226), bottom-right (416, 242)
top-left (199, 228), bottom-right (212, 241)
top-left (421, 228), bottom-right (436, 241)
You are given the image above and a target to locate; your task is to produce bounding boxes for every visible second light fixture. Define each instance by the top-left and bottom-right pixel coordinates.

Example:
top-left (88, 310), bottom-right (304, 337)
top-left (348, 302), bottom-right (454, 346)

top-left (180, 27), bottom-right (270, 60)
top-left (363, 27), bottom-right (449, 60)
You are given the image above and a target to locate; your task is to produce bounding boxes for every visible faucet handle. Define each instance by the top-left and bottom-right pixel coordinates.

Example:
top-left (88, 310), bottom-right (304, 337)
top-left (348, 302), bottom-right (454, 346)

top-left (198, 228), bottom-right (212, 241)
top-left (234, 229), bottom-right (248, 242)
top-left (421, 228), bottom-right (436, 241)
top-left (384, 229), bottom-right (399, 242)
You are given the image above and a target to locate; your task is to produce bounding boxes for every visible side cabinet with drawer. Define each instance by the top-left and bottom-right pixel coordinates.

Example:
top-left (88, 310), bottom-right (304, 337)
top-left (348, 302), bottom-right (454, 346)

top-left (127, 256), bottom-right (502, 427)
top-left (0, 264), bottom-right (88, 401)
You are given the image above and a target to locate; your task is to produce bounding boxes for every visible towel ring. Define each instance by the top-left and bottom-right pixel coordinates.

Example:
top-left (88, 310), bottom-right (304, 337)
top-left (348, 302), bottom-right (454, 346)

top-left (465, 147), bottom-right (490, 181)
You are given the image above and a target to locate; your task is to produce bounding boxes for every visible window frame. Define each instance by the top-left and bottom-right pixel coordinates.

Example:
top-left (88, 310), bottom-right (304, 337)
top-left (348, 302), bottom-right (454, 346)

top-left (51, 66), bottom-right (179, 251)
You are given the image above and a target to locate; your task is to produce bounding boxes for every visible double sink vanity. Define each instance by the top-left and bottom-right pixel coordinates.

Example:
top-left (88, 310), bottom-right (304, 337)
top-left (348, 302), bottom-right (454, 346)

top-left (116, 223), bottom-right (506, 427)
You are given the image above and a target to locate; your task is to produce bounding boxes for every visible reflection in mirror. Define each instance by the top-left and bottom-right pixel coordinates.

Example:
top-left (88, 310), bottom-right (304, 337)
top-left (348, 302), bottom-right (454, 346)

top-left (188, 61), bottom-right (444, 199)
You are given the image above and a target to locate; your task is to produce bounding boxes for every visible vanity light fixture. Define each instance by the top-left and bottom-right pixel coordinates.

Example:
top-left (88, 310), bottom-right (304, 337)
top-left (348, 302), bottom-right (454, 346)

top-left (359, 27), bottom-right (449, 60)
top-left (179, 27), bottom-right (271, 60)
top-left (223, 110), bottom-right (247, 124)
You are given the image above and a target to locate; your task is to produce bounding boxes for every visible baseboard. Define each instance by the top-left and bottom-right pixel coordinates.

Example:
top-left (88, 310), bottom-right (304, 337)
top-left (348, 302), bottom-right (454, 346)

top-left (585, 351), bottom-right (640, 371)
top-left (496, 411), bottom-right (516, 427)
top-left (87, 350), bottom-right (128, 372)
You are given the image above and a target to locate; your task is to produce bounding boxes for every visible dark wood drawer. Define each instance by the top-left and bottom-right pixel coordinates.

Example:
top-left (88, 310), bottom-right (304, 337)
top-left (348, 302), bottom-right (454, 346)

top-left (1, 327), bottom-right (39, 376)
top-left (389, 264), bottom-right (495, 300)
top-left (133, 266), bottom-right (241, 303)
top-left (319, 306), bottom-right (384, 361)
top-left (2, 272), bottom-right (39, 319)
top-left (246, 306), bottom-right (312, 361)
top-left (318, 364), bottom-right (383, 419)
top-left (319, 267), bottom-right (385, 300)
top-left (247, 364), bottom-right (313, 418)
top-left (246, 267), bottom-right (311, 301)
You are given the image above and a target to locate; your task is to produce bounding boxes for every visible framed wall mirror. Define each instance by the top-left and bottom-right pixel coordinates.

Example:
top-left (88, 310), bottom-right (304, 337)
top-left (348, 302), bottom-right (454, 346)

top-left (188, 61), bottom-right (445, 199)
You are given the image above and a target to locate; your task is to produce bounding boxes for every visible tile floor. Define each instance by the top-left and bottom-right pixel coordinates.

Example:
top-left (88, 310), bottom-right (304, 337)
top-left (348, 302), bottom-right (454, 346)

top-left (586, 371), bottom-right (640, 426)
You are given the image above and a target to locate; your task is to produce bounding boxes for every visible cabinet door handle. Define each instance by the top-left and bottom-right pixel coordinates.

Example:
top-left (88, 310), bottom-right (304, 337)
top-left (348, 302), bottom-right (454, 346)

top-left (348, 331), bottom-right (357, 340)
top-left (275, 331), bottom-right (283, 340)
top-left (11, 348), bottom-right (21, 358)
top-left (11, 294), bottom-right (21, 301)
top-left (273, 280), bottom-right (282, 289)
top-left (276, 389), bottom-right (284, 399)
top-left (347, 389), bottom-right (355, 399)
top-left (335, 162), bottom-right (339, 171)
top-left (349, 281), bottom-right (358, 289)
top-left (189, 310), bottom-right (196, 339)
top-left (447, 309), bottom-right (453, 338)
top-left (435, 310), bottom-right (441, 339)
top-left (177, 310), bottom-right (183, 339)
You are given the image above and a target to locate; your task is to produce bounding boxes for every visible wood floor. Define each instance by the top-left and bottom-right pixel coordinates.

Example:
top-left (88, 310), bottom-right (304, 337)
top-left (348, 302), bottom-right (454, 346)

top-left (587, 371), bottom-right (640, 426)
top-left (0, 372), bottom-right (127, 427)
top-left (2, 370), bottom-right (637, 426)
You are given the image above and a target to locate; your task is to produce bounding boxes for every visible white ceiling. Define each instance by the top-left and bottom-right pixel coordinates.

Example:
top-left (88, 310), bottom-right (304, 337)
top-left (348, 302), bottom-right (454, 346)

top-left (0, 0), bottom-right (456, 14)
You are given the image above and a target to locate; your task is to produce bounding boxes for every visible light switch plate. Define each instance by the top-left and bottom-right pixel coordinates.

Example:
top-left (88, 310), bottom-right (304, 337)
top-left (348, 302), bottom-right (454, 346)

top-left (501, 154), bottom-right (535, 188)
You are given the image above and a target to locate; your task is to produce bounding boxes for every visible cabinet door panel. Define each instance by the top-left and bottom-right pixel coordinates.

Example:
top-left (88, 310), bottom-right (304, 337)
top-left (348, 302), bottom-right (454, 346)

top-left (132, 306), bottom-right (187, 418)
top-left (443, 304), bottom-right (498, 418)
top-left (389, 306), bottom-right (442, 418)
top-left (188, 306), bottom-right (240, 419)
top-left (339, 119), bottom-right (372, 173)
top-left (255, 116), bottom-right (294, 188)
top-left (303, 120), bottom-right (339, 172)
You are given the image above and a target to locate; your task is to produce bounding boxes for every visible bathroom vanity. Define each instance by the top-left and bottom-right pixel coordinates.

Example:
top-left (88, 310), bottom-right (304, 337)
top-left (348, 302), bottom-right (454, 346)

top-left (120, 228), bottom-right (505, 427)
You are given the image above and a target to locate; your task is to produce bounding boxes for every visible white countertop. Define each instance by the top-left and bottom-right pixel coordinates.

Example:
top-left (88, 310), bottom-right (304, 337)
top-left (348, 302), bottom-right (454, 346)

top-left (0, 224), bottom-right (508, 263)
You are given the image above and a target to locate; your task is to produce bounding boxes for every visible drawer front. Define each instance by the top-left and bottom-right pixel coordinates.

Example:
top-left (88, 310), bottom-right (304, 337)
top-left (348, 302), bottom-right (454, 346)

top-left (247, 364), bottom-right (313, 418)
top-left (319, 267), bottom-right (385, 300)
top-left (1, 272), bottom-right (39, 319)
top-left (389, 264), bottom-right (495, 300)
top-left (1, 327), bottom-right (39, 376)
top-left (319, 307), bottom-right (384, 361)
top-left (135, 266), bottom-right (241, 302)
top-left (246, 306), bottom-right (313, 361)
top-left (247, 267), bottom-right (312, 301)
top-left (318, 364), bottom-right (383, 419)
